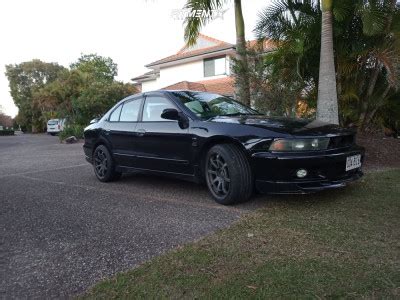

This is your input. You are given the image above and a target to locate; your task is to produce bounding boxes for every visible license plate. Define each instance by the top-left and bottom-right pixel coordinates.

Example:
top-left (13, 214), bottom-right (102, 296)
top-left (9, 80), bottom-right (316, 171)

top-left (346, 154), bottom-right (361, 171)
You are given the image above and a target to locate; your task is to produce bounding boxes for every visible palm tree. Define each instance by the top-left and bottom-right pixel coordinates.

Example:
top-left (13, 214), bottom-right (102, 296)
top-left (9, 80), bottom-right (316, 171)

top-left (316, 0), bottom-right (339, 124)
top-left (255, 0), bottom-right (399, 129)
top-left (183, 0), bottom-right (251, 105)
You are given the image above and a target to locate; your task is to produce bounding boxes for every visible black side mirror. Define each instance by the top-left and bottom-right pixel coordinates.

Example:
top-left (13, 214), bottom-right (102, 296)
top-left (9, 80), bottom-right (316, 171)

top-left (161, 108), bottom-right (180, 121)
top-left (161, 108), bottom-right (189, 129)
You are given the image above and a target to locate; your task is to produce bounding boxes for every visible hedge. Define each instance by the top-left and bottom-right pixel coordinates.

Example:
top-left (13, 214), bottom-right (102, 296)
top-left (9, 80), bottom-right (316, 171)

top-left (0, 130), bottom-right (15, 136)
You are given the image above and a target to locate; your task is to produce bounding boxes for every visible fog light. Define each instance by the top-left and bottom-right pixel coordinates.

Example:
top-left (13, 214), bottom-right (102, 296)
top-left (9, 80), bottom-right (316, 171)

top-left (296, 169), bottom-right (307, 178)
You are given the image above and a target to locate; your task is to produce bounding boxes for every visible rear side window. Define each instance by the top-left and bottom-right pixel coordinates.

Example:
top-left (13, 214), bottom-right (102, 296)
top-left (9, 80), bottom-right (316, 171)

top-left (142, 96), bottom-right (175, 122)
top-left (120, 99), bottom-right (141, 122)
top-left (109, 105), bottom-right (122, 122)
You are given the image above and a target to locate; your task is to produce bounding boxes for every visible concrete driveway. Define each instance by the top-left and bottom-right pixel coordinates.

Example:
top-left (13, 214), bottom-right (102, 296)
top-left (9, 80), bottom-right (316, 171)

top-left (0, 134), bottom-right (266, 298)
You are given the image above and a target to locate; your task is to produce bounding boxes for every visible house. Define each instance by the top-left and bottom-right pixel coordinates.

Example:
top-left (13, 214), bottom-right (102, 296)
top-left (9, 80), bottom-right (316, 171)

top-left (132, 34), bottom-right (274, 97)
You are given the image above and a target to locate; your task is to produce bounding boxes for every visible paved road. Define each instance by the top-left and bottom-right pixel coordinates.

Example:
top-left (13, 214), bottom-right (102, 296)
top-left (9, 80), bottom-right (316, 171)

top-left (0, 134), bottom-right (267, 298)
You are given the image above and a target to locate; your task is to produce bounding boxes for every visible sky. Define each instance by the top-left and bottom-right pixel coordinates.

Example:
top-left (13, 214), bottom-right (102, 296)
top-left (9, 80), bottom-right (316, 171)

top-left (0, 0), bottom-right (270, 118)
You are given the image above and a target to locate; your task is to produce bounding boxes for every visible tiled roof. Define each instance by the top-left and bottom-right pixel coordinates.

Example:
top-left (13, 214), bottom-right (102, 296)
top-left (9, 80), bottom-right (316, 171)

top-left (247, 39), bottom-right (276, 52)
top-left (197, 77), bottom-right (234, 95)
top-left (131, 70), bottom-right (159, 81)
top-left (145, 36), bottom-right (275, 68)
top-left (176, 34), bottom-right (233, 54)
top-left (161, 81), bottom-right (207, 92)
top-left (146, 44), bottom-right (234, 67)
top-left (161, 77), bottom-right (234, 96)
top-left (146, 34), bottom-right (234, 67)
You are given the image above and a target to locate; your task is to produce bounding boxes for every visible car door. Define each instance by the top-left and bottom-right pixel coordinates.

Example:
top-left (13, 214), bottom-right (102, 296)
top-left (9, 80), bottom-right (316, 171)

top-left (104, 97), bottom-right (142, 167)
top-left (134, 94), bottom-right (194, 175)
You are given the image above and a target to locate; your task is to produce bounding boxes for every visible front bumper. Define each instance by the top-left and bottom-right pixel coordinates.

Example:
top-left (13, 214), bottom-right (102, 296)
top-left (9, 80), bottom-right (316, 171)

top-left (252, 146), bottom-right (364, 194)
top-left (255, 170), bottom-right (363, 194)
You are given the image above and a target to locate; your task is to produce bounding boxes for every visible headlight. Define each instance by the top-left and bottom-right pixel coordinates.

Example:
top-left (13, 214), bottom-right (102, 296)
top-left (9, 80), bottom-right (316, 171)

top-left (269, 138), bottom-right (330, 151)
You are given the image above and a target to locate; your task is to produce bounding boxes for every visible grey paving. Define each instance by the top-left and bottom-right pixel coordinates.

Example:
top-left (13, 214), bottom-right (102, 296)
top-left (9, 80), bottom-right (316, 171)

top-left (0, 134), bottom-right (267, 298)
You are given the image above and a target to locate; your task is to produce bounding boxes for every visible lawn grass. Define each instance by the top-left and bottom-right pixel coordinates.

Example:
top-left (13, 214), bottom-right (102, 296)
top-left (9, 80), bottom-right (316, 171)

top-left (83, 169), bottom-right (400, 299)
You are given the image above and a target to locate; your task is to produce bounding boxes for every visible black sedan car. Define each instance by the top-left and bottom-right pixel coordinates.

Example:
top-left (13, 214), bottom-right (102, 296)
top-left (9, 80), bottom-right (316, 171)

top-left (83, 90), bottom-right (364, 205)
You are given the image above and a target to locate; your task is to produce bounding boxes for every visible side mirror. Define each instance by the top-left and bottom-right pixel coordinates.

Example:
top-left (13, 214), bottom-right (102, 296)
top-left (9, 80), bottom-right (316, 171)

top-left (90, 118), bottom-right (99, 124)
top-left (161, 108), bottom-right (180, 121)
top-left (161, 108), bottom-right (189, 129)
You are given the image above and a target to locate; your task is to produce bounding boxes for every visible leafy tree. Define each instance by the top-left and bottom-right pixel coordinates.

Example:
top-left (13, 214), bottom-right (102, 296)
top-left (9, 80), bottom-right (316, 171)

top-left (7, 54), bottom-right (137, 134)
top-left (71, 80), bottom-right (136, 125)
top-left (5, 60), bottom-right (66, 131)
top-left (33, 54), bottom-right (137, 127)
top-left (183, 0), bottom-right (251, 105)
top-left (246, 46), bottom-right (305, 117)
top-left (70, 53), bottom-right (118, 82)
top-left (32, 69), bottom-right (87, 122)
top-left (68, 54), bottom-right (135, 125)
top-left (0, 106), bottom-right (14, 127)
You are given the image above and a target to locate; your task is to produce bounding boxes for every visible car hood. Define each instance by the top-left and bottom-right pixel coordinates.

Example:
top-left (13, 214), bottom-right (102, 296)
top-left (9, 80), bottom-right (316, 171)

top-left (207, 115), bottom-right (352, 136)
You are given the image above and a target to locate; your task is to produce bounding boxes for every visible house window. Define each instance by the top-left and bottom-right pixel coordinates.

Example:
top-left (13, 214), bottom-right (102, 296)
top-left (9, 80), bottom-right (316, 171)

top-left (204, 56), bottom-right (226, 77)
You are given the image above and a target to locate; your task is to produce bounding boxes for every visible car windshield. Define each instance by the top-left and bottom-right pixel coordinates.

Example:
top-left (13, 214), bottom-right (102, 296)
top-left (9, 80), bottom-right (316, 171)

top-left (171, 91), bottom-right (260, 119)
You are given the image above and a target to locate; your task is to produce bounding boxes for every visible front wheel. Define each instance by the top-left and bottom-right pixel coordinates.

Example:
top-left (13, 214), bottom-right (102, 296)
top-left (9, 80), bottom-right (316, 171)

top-left (93, 145), bottom-right (121, 182)
top-left (205, 144), bottom-right (253, 205)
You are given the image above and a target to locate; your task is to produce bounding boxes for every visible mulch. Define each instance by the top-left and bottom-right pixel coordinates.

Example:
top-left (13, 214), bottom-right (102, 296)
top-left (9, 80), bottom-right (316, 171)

top-left (357, 133), bottom-right (400, 171)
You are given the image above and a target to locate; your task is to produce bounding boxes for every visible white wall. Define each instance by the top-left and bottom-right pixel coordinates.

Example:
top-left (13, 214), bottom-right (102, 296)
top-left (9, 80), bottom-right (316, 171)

top-left (141, 56), bottom-right (232, 92)
top-left (141, 79), bottom-right (161, 92)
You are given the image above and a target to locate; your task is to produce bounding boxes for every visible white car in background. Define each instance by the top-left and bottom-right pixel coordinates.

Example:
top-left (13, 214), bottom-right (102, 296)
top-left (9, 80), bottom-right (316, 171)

top-left (47, 119), bottom-right (66, 135)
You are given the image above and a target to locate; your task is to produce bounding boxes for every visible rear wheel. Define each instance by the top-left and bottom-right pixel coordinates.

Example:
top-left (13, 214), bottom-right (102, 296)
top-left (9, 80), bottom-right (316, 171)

top-left (93, 145), bottom-right (121, 182)
top-left (205, 144), bottom-right (253, 205)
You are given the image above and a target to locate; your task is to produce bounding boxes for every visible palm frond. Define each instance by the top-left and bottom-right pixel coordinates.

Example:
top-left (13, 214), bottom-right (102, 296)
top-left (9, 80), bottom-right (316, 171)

top-left (254, 0), bottom-right (293, 40)
top-left (360, 3), bottom-right (387, 35)
top-left (183, 0), bottom-right (228, 46)
top-left (332, 0), bottom-right (353, 22)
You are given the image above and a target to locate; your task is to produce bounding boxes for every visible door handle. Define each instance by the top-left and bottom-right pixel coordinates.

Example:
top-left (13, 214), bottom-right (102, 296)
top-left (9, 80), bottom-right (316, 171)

top-left (136, 128), bottom-right (146, 137)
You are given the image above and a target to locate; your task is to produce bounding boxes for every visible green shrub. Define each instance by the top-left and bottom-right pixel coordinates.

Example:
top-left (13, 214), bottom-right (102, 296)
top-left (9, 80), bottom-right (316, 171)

top-left (0, 129), bottom-right (14, 136)
top-left (59, 124), bottom-right (85, 141)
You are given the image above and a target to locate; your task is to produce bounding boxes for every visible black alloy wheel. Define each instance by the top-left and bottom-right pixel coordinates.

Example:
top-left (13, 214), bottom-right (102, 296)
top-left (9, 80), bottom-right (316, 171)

top-left (93, 145), bottom-right (121, 182)
top-left (94, 148), bottom-right (108, 179)
top-left (205, 144), bottom-right (253, 205)
top-left (207, 153), bottom-right (231, 197)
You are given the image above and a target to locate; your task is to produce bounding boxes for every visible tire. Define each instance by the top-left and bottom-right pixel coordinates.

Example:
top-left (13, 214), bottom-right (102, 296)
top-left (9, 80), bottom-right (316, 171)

top-left (205, 143), bottom-right (253, 205)
top-left (93, 145), bottom-right (121, 182)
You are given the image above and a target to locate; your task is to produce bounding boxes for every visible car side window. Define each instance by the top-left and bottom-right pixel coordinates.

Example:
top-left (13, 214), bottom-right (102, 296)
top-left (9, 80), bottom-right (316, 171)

top-left (142, 96), bottom-right (176, 122)
top-left (109, 104), bottom-right (122, 122)
top-left (119, 99), bottom-right (141, 122)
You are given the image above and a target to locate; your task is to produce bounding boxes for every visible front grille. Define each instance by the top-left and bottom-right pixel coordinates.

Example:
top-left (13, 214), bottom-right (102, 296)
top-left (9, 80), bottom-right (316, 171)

top-left (328, 134), bottom-right (354, 149)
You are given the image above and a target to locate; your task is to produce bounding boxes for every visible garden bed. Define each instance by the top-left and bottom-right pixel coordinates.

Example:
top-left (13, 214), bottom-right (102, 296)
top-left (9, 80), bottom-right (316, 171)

top-left (357, 133), bottom-right (400, 171)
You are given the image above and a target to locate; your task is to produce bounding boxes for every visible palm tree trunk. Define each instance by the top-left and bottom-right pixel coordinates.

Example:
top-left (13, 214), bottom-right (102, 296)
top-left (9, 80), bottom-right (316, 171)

top-left (234, 0), bottom-right (251, 106)
top-left (316, 0), bottom-right (339, 124)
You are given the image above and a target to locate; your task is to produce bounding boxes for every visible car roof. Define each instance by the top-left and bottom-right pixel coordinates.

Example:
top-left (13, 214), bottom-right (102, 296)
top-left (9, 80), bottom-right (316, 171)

top-left (124, 90), bottom-right (217, 98)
